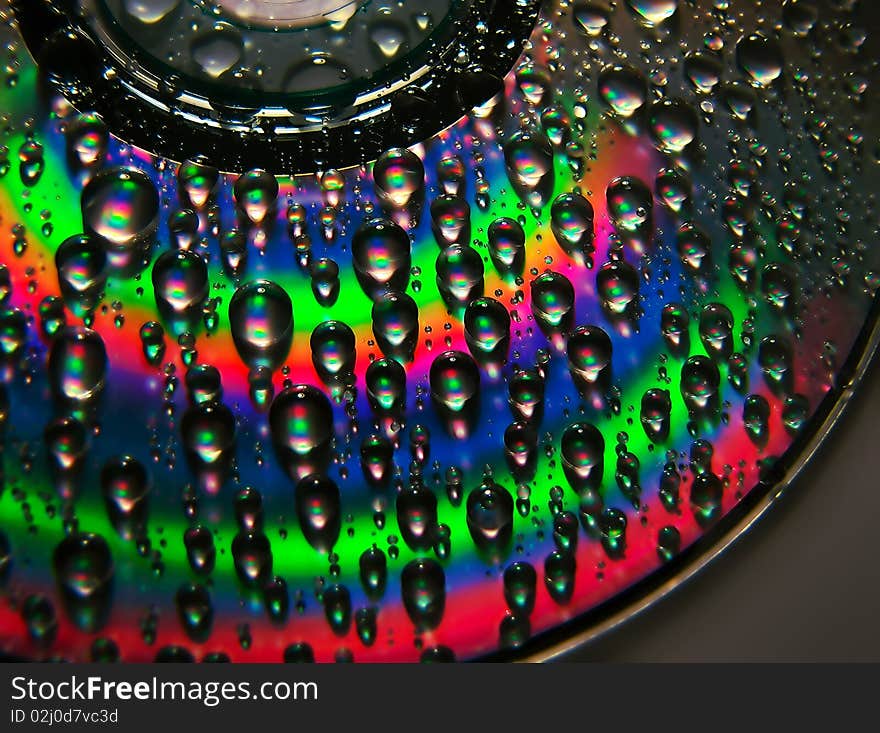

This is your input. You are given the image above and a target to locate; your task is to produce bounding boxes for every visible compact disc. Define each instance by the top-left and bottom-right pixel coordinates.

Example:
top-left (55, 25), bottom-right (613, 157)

top-left (0, 0), bottom-right (877, 662)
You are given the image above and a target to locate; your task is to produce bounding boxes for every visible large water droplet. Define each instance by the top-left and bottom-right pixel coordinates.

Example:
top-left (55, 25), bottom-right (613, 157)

top-left (176, 582), bottom-right (213, 642)
top-left (567, 325), bottom-right (613, 383)
top-left (400, 558), bottom-right (445, 631)
top-left (436, 244), bottom-right (484, 305)
top-left (503, 130), bottom-right (555, 209)
top-left (531, 270), bottom-right (575, 332)
top-left (466, 480), bottom-right (513, 554)
top-left (229, 280), bottom-right (293, 370)
top-left (736, 33), bottom-right (785, 88)
top-left (295, 473), bottom-right (341, 553)
top-left (151, 249), bottom-right (209, 333)
top-left (81, 167), bottom-right (159, 252)
top-left (181, 401), bottom-right (236, 494)
top-left (352, 217), bottom-right (411, 299)
top-left (561, 422), bottom-right (604, 493)
top-left (269, 385), bottom-right (334, 481)
top-left (310, 320), bottom-right (356, 386)
top-left (371, 292), bottom-right (419, 363)
top-left (430, 350), bottom-right (480, 438)
top-left (177, 154), bottom-right (218, 210)
top-left (233, 169), bottom-right (279, 225)
top-left (598, 65), bottom-right (647, 117)
top-left (487, 217), bottom-right (526, 275)
top-left (52, 533), bottom-right (113, 632)
top-left (101, 455), bottom-right (150, 540)
top-left (48, 327), bottom-right (108, 405)
top-left (373, 148), bottom-right (425, 209)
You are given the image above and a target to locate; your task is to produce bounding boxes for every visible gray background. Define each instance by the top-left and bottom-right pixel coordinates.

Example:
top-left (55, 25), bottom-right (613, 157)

top-left (561, 355), bottom-right (880, 662)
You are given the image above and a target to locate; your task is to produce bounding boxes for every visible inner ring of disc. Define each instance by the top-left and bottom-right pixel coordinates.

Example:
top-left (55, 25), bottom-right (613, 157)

top-left (212, 0), bottom-right (365, 28)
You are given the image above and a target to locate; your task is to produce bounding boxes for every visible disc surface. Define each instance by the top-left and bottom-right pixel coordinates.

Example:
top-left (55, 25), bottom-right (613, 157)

top-left (0, 0), bottom-right (878, 662)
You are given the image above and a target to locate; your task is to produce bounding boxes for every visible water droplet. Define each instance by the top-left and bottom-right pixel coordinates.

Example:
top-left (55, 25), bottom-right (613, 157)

top-left (322, 584), bottom-right (352, 636)
top-left (310, 258), bottom-right (340, 307)
top-left (233, 169), bottom-right (278, 225)
top-left (504, 421), bottom-right (538, 482)
top-left (436, 244), bottom-right (484, 305)
top-left (263, 576), bottom-right (289, 625)
top-left (573, 2), bottom-right (612, 37)
top-left (100, 455), bottom-right (149, 539)
top-left (648, 99), bottom-right (699, 154)
top-left (640, 388), bottom-right (672, 443)
top-left (295, 474), bottom-right (341, 553)
top-left (607, 176), bottom-right (653, 233)
top-left (269, 385), bottom-right (334, 481)
top-left (596, 260), bottom-right (640, 315)
top-left (397, 484), bottom-right (438, 551)
top-left (169, 208), bottom-right (199, 251)
top-left (598, 65), bottom-right (647, 117)
top-left (151, 249), bottom-right (208, 332)
top-left (283, 643), bottom-right (315, 663)
top-left (48, 327), bottom-right (108, 404)
top-left (430, 195), bottom-right (471, 247)
top-left (736, 33), bottom-right (784, 88)
top-left (400, 558), bottom-right (445, 631)
top-left (743, 394), bottom-right (770, 446)
top-left (677, 222), bottom-right (712, 274)
top-left (531, 271), bottom-right (575, 332)
top-left (487, 217), bottom-right (526, 275)
top-left (698, 303), bottom-right (734, 360)
top-left (544, 550), bottom-right (575, 603)
top-left (685, 51), bottom-right (723, 94)
top-left (599, 507), bottom-right (627, 558)
top-left (561, 422), bottom-right (604, 493)
top-left (625, 0), bottom-right (679, 26)
top-left (231, 531), bottom-right (273, 587)
top-left (359, 545), bottom-right (387, 600)
top-left (19, 140), bottom-right (44, 187)
top-left (352, 217), bottom-right (411, 299)
top-left (371, 292), bottom-right (419, 362)
top-left (310, 320), bottom-right (356, 385)
top-left (65, 112), bottom-right (108, 169)
top-left (52, 533), bottom-right (114, 632)
top-left (181, 401), bottom-right (236, 494)
top-left (177, 155), bottom-right (218, 210)
top-left (466, 480), bottom-right (513, 554)
top-left (758, 335), bottom-right (793, 393)
top-left (783, 0), bottom-right (818, 37)
top-left (22, 595), bottom-right (57, 643)
top-left (360, 434), bottom-right (394, 488)
top-left (191, 25), bottom-right (243, 79)
top-left (503, 130), bottom-right (555, 209)
top-left (184, 525), bottom-right (215, 575)
top-left (139, 321), bottom-right (166, 366)
top-left (503, 561), bottom-right (537, 615)
top-left (567, 325), bottom-right (612, 383)
top-left (655, 167), bottom-right (692, 213)
top-left (82, 167), bottom-right (159, 252)
top-left (508, 369), bottom-right (545, 424)
top-left (680, 355), bottom-right (720, 415)
top-left (176, 582), bottom-right (213, 642)
top-left (657, 525), bottom-right (681, 562)
top-left (437, 155), bottom-right (465, 196)
top-left (365, 358), bottom-right (406, 415)
top-left (430, 350), bottom-right (480, 438)
top-left (373, 148), bottom-right (425, 209)
top-left (690, 472), bottom-right (723, 527)
top-left (551, 192), bottom-right (595, 260)
top-left (464, 296), bottom-right (510, 369)
top-left (229, 280), bottom-right (293, 370)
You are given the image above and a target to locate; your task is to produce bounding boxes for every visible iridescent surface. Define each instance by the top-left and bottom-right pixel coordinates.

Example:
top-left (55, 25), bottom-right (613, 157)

top-left (0, 0), bottom-right (878, 662)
